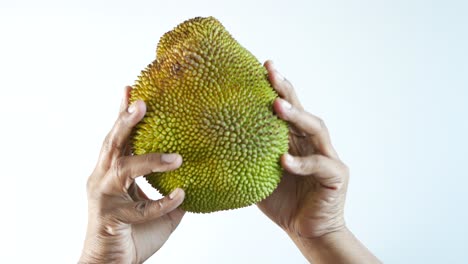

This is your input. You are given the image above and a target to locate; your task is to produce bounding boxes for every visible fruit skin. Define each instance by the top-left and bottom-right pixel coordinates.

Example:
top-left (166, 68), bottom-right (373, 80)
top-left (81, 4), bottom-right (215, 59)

top-left (130, 16), bottom-right (289, 213)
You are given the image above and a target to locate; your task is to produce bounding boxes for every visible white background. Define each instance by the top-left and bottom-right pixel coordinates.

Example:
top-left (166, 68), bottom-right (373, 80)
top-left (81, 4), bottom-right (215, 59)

top-left (1, 0), bottom-right (467, 263)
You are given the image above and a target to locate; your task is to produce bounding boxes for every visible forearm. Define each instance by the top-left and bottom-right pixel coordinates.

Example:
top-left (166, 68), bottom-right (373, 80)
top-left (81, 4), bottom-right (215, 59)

top-left (288, 227), bottom-right (381, 264)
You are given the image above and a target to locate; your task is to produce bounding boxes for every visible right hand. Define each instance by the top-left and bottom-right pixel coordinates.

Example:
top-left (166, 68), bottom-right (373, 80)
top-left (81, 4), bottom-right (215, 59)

top-left (80, 86), bottom-right (186, 264)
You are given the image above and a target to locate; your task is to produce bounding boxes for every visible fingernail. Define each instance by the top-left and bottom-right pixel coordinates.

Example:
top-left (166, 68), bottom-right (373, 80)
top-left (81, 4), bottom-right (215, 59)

top-left (128, 103), bottom-right (137, 114)
top-left (169, 188), bottom-right (181, 200)
top-left (280, 99), bottom-right (292, 110)
top-left (284, 153), bottom-right (296, 166)
top-left (161, 153), bottom-right (179, 163)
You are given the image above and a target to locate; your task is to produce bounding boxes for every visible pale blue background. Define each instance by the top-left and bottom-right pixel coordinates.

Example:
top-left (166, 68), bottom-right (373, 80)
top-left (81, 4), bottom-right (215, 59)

top-left (1, 0), bottom-right (467, 263)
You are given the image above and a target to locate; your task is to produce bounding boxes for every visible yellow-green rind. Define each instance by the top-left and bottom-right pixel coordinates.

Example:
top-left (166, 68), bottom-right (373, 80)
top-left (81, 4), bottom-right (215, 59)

top-left (130, 16), bottom-right (289, 213)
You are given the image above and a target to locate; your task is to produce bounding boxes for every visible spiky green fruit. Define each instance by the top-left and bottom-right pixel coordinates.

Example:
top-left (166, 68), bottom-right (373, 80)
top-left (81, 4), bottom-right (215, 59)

top-left (130, 16), bottom-right (289, 213)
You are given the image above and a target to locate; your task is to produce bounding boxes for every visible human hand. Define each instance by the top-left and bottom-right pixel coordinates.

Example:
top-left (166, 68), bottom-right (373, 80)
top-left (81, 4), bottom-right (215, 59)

top-left (79, 87), bottom-right (185, 264)
top-left (258, 61), bottom-right (349, 239)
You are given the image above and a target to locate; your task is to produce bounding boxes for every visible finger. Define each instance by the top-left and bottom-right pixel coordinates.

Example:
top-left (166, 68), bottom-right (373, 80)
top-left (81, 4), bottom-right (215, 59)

top-left (136, 184), bottom-right (149, 200)
top-left (101, 99), bottom-right (146, 159)
top-left (120, 85), bottom-right (136, 156)
top-left (99, 92), bottom-right (146, 168)
top-left (274, 98), bottom-right (339, 159)
top-left (115, 188), bottom-right (185, 224)
top-left (144, 207), bottom-right (186, 233)
top-left (281, 153), bottom-right (348, 189)
top-left (106, 153), bottom-right (183, 191)
top-left (264, 60), bottom-right (303, 110)
top-left (128, 182), bottom-right (149, 201)
top-left (119, 86), bottom-right (132, 112)
top-left (166, 207), bottom-right (186, 228)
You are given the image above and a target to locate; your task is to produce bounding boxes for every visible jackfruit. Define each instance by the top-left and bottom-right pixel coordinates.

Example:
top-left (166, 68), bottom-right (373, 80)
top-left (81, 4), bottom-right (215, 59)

top-left (130, 16), bottom-right (289, 213)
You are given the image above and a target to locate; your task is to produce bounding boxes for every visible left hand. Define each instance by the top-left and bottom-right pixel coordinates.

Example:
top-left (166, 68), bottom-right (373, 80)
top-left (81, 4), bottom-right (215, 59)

top-left (258, 61), bottom-right (349, 239)
top-left (80, 86), bottom-right (185, 264)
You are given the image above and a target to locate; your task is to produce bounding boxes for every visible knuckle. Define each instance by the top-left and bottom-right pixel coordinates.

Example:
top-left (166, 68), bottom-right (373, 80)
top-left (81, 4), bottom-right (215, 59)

top-left (288, 106), bottom-right (298, 117)
top-left (103, 135), bottom-right (122, 153)
top-left (332, 162), bottom-right (349, 189)
top-left (86, 176), bottom-right (93, 190)
top-left (287, 108), bottom-right (302, 124)
top-left (112, 157), bottom-right (126, 179)
top-left (146, 154), bottom-right (164, 172)
top-left (86, 169), bottom-right (106, 196)
top-left (133, 200), bottom-right (166, 220)
top-left (296, 156), bottom-right (320, 174)
top-left (103, 116), bottom-right (128, 151)
top-left (86, 177), bottom-right (95, 194)
top-left (317, 117), bottom-right (326, 130)
top-left (145, 153), bottom-right (160, 164)
top-left (274, 77), bottom-right (293, 93)
top-left (101, 134), bottom-right (113, 152)
top-left (296, 158), bottom-right (307, 172)
top-left (314, 117), bottom-right (330, 138)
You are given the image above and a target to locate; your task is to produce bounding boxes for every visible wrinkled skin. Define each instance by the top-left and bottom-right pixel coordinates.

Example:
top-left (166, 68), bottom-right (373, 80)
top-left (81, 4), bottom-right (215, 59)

top-left (80, 87), bottom-right (186, 264)
top-left (80, 61), bottom-right (379, 264)
top-left (258, 61), bottom-right (349, 239)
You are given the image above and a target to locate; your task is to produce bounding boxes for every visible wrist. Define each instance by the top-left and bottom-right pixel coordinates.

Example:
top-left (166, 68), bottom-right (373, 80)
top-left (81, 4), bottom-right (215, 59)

top-left (287, 227), bottom-right (381, 264)
top-left (287, 226), bottom-right (349, 255)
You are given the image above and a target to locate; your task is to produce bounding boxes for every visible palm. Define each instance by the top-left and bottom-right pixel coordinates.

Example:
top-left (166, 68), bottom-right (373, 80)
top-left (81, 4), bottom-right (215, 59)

top-left (108, 191), bottom-right (185, 262)
top-left (258, 133), bottom-right (325, 237)
top-left (131, 211), bottom-right (185, 261)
